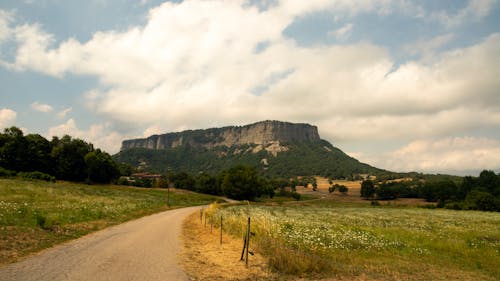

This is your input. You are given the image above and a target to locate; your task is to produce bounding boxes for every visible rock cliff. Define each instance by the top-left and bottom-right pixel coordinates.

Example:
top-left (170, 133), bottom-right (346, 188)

top-left (120, 120), bottom-right (320, 151)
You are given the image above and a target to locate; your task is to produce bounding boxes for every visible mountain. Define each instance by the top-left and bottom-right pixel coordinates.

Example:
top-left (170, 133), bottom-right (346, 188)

top-left (114, 120), bottom-right (386, 178)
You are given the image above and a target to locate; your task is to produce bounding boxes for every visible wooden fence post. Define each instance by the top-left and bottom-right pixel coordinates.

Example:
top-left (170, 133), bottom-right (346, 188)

top-left (245, 217), bottom-right (251, 266)
top-left (220, 215), bottom-right (223, 245)
top-left (240, 232), bottom-right (247, 261)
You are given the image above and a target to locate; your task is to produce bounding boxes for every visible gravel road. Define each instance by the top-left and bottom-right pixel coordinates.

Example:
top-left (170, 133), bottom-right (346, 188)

top-left (0, 206), bottom-right (201, 281)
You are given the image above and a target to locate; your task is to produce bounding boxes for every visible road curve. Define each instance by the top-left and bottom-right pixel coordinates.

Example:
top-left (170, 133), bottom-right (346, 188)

top-left (0, 206), bottom-right (202, 281)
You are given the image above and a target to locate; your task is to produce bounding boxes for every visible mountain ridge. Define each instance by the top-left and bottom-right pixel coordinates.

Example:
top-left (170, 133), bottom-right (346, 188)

top-left (115, 120), bottom-right (386, 178)
top-left (121, 120), bottom-right (320, 151)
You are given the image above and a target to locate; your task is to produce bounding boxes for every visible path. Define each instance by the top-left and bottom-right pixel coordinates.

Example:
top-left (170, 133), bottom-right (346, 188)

top-left (0, 206), bottom-right (202, 281)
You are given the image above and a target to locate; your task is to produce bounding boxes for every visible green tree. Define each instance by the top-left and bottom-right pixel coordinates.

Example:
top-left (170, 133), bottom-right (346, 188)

top-left (51, 135), bottom-right (93, 181)
top-left (338, 185), bottom-right (348, 194)
top-left (25, 133), bottom-right (53, 174)
top-left (465, 190), bottom-right (499, 211)
top-left (0, 127), bottom-right (30, 172)
top-left (361, 180), bottom-right (375, 199)
top-left (221, 166), bottom-right (262, 200)
top-left (84, 149), bottom-right (120, 183)
top-left (195, 173), bottom-right (218, 194)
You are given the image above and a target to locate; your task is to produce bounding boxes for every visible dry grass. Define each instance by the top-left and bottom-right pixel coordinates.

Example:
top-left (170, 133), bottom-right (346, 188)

top-left (180, 212), bottom-right (274, 280)
top-left (295, 177), bottom-right (431, 207)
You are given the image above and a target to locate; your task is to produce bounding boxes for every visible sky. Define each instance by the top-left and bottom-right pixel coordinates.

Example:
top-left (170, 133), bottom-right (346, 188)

top-left (0, 0), bottom-right (499, 176)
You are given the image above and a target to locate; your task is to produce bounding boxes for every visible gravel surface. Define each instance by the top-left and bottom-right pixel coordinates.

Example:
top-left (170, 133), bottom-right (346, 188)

top-left (0, 206), bottom-right (202, 281)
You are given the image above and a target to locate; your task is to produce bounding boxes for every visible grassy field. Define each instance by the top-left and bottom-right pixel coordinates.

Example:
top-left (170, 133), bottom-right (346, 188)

top-left (0, 178), bottom-right (218, 265)
top-left (204, 201), bottom-right (500, 280)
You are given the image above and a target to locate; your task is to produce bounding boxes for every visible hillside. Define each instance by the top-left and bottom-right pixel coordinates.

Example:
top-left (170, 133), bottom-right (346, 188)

top-left (114, 120), bottom-right (386, 178)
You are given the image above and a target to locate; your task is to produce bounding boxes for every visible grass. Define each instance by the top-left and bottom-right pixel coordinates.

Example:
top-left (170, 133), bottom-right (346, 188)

top-left (204, 201), bottom-right (500, 280)
top-left (0, 178), bottom-right (218, 265)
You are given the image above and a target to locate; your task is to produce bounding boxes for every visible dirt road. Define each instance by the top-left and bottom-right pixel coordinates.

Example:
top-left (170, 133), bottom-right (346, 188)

top-left (0, 206), bottom-right (202, 281)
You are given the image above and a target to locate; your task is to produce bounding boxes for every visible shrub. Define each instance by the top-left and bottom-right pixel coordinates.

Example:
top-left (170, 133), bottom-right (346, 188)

top-left (0, 166), bottom-right (16, 177)
top-left (465, 190), bottom-right (499, 211)
top-left (444, 201), bottom-right (464, 210)
top-left (17, 171), bottom-right (55, 182)
top-left (338, 185), bottom-right (348, 194)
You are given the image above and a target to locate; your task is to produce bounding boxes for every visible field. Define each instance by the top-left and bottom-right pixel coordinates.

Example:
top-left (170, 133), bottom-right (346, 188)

top-left (204, 201), bottom-right (500, 280)
top-left (0, 178), bottom-right (218, 265)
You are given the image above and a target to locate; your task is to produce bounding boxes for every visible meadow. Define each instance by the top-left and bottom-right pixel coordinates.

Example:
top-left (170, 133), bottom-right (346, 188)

top-left (0, 178), bottom-right (217, 265)
top-left (205, 201), bottom-right (500, 280)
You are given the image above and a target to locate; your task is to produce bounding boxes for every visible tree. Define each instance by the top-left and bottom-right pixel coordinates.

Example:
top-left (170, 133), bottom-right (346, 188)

top-left (360, 180), bottom-right (375, 199)
top-left (169, 172), bottom-right (195, 190)
top-left (338, 185), bottom-right (348, 194)
top-left (25, 134), bottom-right (54, 174)
top-left (465, 190), bottom-right (499, 211)
top-left (221, 166), bottom-right (262, 200)
top-left (0, 127), bottom-right (30, 172)
top-left (195, 173), bottom-right (218, 194)
top-left (51, 135), bottom-right (93, 181)
top-left (84, 149), bottom-right (120, 183)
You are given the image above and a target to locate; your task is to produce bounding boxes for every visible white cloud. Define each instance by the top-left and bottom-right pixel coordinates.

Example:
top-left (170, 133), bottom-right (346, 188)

top-left (403, 33), bottom-right (455, 60)
top-left (0, 108), bottom-right (17, 129)
top-left (31, 101), bottom-right (53, 113)
top-left (47, 119), bottom-right (124, 153)
top-left (3, 0), bottom-right (500, 169)
top-left (0, 10), bottom-right (13, 44)
top-left (57, 107), bottom-right (72, 119)
top-left (329, 23), bottom-right (353, 40)
top-left (354, 137), bottom-right (500, 175)
top-left (431, 0), bottom-right (497, 27)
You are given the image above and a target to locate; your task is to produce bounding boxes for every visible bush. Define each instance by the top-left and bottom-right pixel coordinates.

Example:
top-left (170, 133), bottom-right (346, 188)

top-left (338, 185), bottom-right (348, 194)
top-left (17, 171), bottom-right (55, 182)
top-left (291, 192), bottom-right (301, 201)
top-left (465, 190), bottom-right (499, 211)
top-left (0, 166), bottom-right (16, 177)
top-left (444, 201), bottom-right (464, 210)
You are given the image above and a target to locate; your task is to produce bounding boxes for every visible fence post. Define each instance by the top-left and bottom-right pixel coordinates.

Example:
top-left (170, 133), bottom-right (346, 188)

top-left (220, 215), bottom-right (223, 245)
top-left (200, 209), bottom-right (203, 223)
top-left (240, 232), bottom-right (247, 261)
top-left (245, 217), bottom-right (250, 266)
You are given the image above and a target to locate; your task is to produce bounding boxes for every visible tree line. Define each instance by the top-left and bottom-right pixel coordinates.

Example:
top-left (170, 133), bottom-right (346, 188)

top-left (360, 170), bottom-right (500, 211)
top-left (0, 127), bottom-right (121, 183)
top-left (158, 166), bottom-right (322, 201)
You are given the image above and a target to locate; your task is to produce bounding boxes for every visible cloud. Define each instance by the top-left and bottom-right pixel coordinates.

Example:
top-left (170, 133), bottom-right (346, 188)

top-left (3, 0), bottom-right (500, 161)
top-left (47, 119), bottom-right (124, 153)
top-left (56, 107), bottom-right (72, 119)
top-left (329, 23), bottom-right (353, 40)
top-left (31, 101), bottom-right (53, 113)
top-left (0, 108), bottom-right (17, 129)
top-left (0, 10), bottom-right (13, 44)
top-left (403, 33), bottom-right (455, 60)
top-left (431, 0), bottom-right (497, 27)
top-left (353, 137), bottom-right (500, 175)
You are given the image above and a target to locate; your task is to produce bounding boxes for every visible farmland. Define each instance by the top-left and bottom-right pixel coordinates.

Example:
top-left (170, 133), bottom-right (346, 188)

top-left (0, 178), bottom-right (218, 265)
top-left (204, 201), bottom-right (500, 280)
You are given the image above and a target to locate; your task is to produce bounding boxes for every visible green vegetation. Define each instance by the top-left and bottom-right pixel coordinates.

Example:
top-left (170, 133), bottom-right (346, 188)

top-left (205, 202), bottom-right (500, 280)
top-left (0, 178), bottom-right (217, 264)
top-left (0, 127), bottom-right (120, 183)
top-left (166, 166), bottom-right (277, 201)
top-left (114, 140), bottom-right (384, 178)
top-left (361, 170), bottom-right (500, 211)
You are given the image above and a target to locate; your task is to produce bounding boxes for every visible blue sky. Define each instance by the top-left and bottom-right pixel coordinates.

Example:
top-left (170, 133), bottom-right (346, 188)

top-left (1, 0), bottom-right (499, 175)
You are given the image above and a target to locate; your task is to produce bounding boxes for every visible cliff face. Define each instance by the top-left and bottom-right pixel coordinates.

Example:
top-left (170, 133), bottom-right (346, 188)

top-left (120, 120), bottom-right (320, 151)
